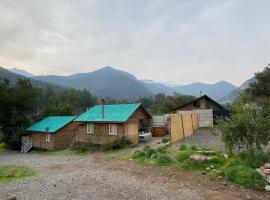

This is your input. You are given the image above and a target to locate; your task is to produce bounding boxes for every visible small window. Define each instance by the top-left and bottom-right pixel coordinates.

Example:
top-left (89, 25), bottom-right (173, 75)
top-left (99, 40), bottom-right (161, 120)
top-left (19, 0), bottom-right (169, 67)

top-left (45, 133), bottom-right (51, 142)
top-left (87, 123), bottom-right (94, 134)
top-left (109, 124), bottom-right (117, 135)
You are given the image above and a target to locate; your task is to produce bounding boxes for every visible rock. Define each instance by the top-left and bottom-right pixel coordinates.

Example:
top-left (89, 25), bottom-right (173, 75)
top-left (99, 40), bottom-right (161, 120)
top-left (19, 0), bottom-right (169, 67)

top-left (263, 169), bottom-right (270, 175)
top-left (264, 163), bottom-right (270, 169)
top-left (6, 197), bottom-right (17, 200)
top-left (245, 195), bottom-right (252, 200)
top-left (188, 154), bottom-right (207, 164)
top-left (265, 185), bottom-right (270, 192)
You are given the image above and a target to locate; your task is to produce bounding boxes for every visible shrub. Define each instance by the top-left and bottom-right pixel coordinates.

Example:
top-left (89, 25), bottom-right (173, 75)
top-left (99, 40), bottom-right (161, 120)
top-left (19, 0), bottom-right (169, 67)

top-left (156, 146), bottom-right (168, 153)
top-left (179, 144), bottom-right (186, 150)
top-left (162, 137), bottom-right (169, 143)
top-left (155, 155), bottom-right (174, 166)
top-left (225, 165), bottom-right (268, 190)
top-left (177, 150), bottom-right (196, 162)
top-left (190, 145), bottom-right (198, 150)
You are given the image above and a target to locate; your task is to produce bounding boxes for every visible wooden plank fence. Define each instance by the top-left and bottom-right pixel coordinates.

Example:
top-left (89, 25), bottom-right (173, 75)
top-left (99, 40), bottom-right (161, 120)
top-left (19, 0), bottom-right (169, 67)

top-left (169, 112), bottom-right (199, 143)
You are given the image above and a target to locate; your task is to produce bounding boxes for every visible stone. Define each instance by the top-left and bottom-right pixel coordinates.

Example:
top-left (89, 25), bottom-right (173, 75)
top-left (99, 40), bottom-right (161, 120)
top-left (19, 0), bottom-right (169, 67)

top-left (245, 195), bottom-right (252, 200)
top-left (6, 197), bottom-right (17, 200)
top-left (263, 169), bottom-right (270, 175)
top-left (188, 154), bottom-right (207, 164)
top-left (264, 163), bottom-right (270, 169)
top-left (265, 185), bottom-right (270, 192)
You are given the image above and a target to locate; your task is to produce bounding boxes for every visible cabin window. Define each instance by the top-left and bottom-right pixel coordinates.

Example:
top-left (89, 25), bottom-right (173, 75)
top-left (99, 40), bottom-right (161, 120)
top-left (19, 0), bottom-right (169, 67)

top-left (109, 124), bottom-right (118, 135)
top-left (87, 123), bottom-right (94, 134)
top-left (45, 133), bottom-right (51, 142)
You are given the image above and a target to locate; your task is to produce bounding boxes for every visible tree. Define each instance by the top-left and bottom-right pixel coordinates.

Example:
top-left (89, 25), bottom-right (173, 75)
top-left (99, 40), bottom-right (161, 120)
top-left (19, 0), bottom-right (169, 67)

top-left (217, 102), bottom-right (270, 154)
top-left (217, 65), bottom-right (270, 154)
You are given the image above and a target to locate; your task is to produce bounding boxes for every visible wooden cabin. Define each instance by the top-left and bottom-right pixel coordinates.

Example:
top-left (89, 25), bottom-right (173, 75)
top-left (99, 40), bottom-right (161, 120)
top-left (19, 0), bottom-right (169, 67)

top-left (24, 116), bottom-right (77, 151)
top-left (174, 95), bottom-right (229, 120)
top-left (74, 103), bottom-right (152, 145)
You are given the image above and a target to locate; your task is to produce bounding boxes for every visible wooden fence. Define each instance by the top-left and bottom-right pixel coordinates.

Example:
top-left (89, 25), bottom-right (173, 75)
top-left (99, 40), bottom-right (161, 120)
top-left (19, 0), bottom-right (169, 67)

top-left (169, 112), bottom-right (199, 143)
top-left (177, 109), bottom-right (213, 128)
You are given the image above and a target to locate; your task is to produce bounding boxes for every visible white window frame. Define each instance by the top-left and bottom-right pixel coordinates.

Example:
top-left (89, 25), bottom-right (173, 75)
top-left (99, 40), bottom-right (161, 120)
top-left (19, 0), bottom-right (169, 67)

top-left (109, 124), bottom-right (118, 135)
top-left (87, 123), bottom-right (95, 134)
top-left (45, 133), bottom-right (51, 142)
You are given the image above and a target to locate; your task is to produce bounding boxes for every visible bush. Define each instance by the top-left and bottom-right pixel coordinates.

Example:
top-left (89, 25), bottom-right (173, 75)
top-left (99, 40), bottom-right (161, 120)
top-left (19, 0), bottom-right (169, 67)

top-left (190, 145), bottom-right (198, 150)
top-left (156, 146), bottom-right (168, 153)
top-left (225, 165), bottom-right (268, 190)
top-left (155, 155), bottom-right (174, 166)
top-left (162, 137), bottom-right (169, 143)
top-left (179, 144), bottom-right (186, 150)
top-left (177, 150), bottom-right (196, 162)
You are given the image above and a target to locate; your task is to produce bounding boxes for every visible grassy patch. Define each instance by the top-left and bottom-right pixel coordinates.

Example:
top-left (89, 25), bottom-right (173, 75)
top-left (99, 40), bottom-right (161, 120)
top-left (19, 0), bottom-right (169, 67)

top-left (0, 143), bottom-right (7, 153)
top-left (225, 165), bottom-right (268, 191)
top-left (0, 165), bottom-right (36, 184)
top-left (130, 144), bottom-right (269, 191)
top-left (162, 137), bottom-right (169, 143)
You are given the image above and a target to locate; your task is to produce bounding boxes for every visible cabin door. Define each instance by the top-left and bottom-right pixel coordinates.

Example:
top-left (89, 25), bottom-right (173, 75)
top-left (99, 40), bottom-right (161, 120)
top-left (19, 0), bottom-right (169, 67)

top-left (126, 123), bottom-right (139, 143)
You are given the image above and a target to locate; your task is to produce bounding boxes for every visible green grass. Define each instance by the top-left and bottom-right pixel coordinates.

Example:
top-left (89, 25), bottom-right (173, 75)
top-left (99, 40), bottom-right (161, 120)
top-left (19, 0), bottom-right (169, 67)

top-left (33, 148), bottom-right (89, 156)
top-left (129, 144), bottom-right (269, 191)
top-left (0, 165), bottom-right (36, 184)
top-left (0, 143), bottom-right (7, 153)
top-left (225, 165), bottom-right (268, 191)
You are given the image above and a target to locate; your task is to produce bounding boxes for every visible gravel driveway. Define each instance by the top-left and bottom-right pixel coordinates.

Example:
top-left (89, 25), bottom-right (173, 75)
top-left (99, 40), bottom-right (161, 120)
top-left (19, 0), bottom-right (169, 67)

top-left (0, 151), bottom-right (202, 200)
top-left (1, 150), bottom-right (269, 200)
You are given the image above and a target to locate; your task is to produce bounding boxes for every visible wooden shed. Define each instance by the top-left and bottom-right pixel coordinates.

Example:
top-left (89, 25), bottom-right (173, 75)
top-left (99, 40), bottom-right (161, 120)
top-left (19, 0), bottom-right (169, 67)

top-left (23, 116), bottom-right (77, 152)
top-left (74, 103), bottom-right (152, 145)
top-left (173, 95), bottom-right (229, 121)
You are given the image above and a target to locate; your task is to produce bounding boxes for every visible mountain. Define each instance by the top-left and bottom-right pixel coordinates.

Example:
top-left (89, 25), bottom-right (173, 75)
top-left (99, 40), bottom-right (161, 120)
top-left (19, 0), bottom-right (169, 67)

top-left (221, 77), bottom-right (256, 103)
top-left (8, 68), bottom-right (35, 77)
top-left (33, 66), bottom-right (153, 100)
top-left (140, 80), bottom-right (176, 95)
top-left (2, 65), bottom-right (238, 101)
top-left (174, 81), bottom-right (237, 100)
top-left (0, 66), bottom-right (64, 90)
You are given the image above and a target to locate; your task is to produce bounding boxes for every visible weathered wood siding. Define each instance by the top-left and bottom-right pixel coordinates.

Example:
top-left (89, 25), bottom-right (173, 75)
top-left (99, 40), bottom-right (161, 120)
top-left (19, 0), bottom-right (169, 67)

top-left (77, 106), bottom-right (150, 145)
top-left (30, 122), bottom-right (76, 150)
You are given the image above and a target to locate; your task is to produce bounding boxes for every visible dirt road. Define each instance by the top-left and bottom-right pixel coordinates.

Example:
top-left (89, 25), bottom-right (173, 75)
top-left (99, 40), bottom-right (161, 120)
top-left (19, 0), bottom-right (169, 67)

top-left (0, 151), bottom-right (269, 200)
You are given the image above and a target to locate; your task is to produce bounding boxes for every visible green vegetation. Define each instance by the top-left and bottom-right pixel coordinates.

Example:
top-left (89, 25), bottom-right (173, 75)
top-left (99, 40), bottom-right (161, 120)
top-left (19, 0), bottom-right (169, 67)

top-left (130, 145), bottom-right (270, 191)
top-left (0, 143), bottom-right (7, 153)
top-left (217, 66), bottom-right (270, 155)
top-left (0, 165), bottom-right (36, 184)
top-left (162, 137), bottom-right (169, 143)
top-left (137, 93), bottom-right (195, 115)
top-left (225, 165), bottom-right (268, 191)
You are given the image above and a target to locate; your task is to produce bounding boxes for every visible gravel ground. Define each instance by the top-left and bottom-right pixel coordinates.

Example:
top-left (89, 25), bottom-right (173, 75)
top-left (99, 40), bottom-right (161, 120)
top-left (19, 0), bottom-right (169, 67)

top-left (0, 151), bottom-right (202, 200)
top-left (176, 128), bottom-right (225, 150)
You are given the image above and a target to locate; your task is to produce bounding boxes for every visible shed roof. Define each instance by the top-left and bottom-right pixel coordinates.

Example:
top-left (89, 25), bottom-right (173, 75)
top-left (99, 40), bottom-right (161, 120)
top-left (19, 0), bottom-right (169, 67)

top-left (74, 103), bottom-right (150, 123)
top-left (26, 116), bottom-right (76, 133)
top-left (173, 95), bottom-right (228, 111)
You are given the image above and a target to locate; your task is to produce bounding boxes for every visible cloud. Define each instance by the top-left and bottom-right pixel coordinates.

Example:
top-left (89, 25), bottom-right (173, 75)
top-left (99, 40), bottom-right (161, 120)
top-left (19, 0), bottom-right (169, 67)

top-left (0, 0), bottom-right (269, 85)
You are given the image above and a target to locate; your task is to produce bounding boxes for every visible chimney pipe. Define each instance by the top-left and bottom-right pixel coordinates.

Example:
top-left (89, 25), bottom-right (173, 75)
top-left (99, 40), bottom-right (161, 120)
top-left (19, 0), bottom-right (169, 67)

top-left (101, 99), bottom-right (105, 118)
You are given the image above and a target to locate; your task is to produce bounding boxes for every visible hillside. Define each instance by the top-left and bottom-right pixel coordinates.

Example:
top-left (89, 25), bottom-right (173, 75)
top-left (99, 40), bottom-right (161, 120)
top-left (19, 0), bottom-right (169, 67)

top-left (220, 77), bottom-right (256, 103)
top-left (33, 66), bottom-right (153, 100)
top-left (0, 66), bottom-right (64, 90)
top-left (173, 81), bottom-right (237, 101)
top-left (8, 68), bottom-right (35, 77)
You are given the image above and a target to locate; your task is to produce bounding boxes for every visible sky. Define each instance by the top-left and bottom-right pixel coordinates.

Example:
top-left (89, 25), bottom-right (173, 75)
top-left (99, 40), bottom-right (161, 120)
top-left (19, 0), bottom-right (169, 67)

top-left (0, 0), bottom-right (270, 86)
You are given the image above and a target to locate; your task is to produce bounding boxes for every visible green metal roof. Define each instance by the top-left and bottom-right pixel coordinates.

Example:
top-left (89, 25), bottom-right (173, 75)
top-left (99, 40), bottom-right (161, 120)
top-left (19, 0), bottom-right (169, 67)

top-left (26, 116), bottom-right (76, 133)
top-left (74, 103), bottom-right (142, 123)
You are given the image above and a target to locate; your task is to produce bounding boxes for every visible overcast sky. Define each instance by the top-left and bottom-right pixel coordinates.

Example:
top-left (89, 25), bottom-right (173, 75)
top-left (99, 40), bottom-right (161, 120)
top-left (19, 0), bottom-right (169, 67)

top-left (0, 0), bottom-right (270, 86)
